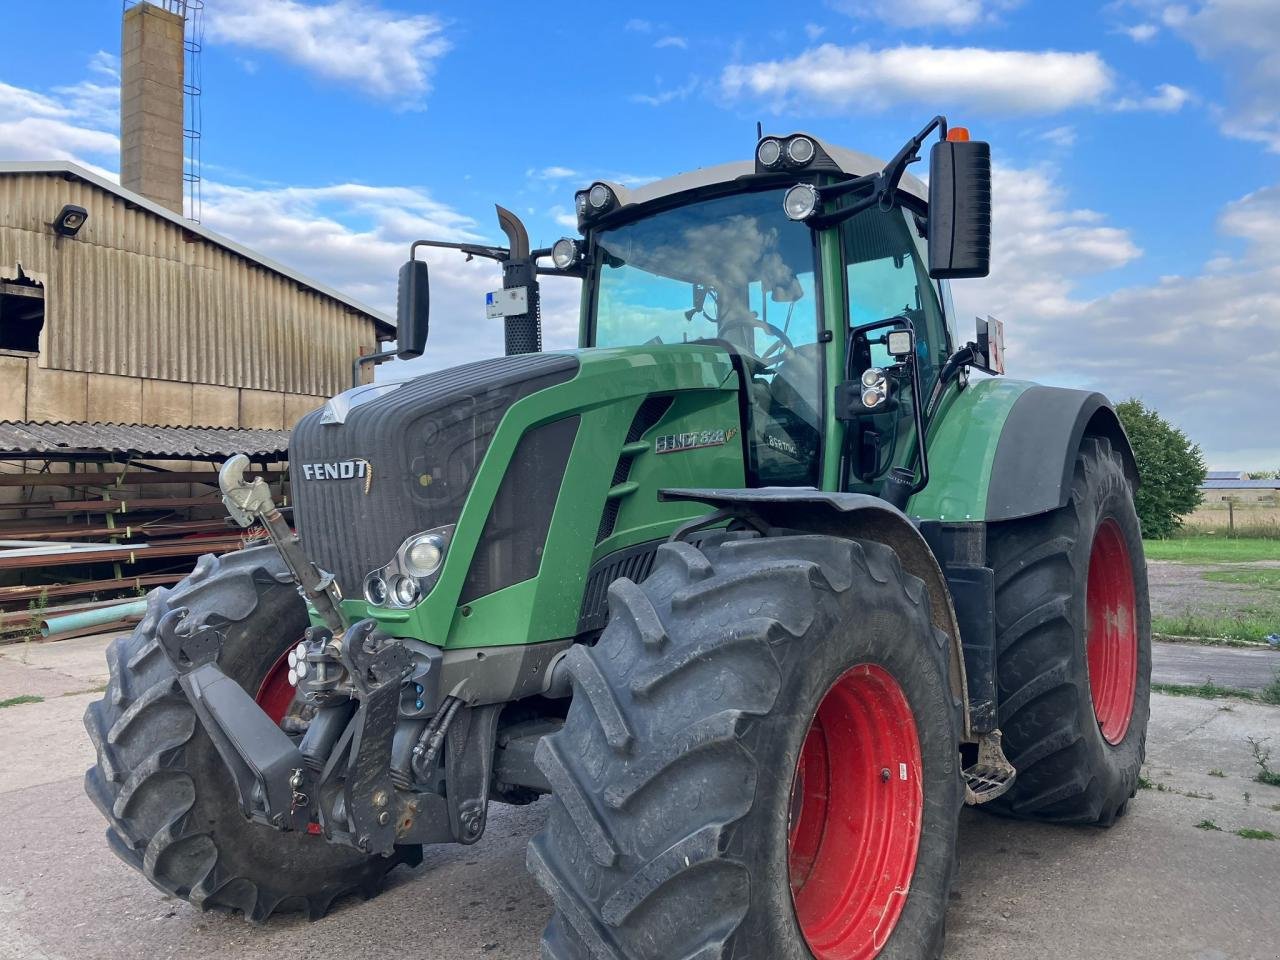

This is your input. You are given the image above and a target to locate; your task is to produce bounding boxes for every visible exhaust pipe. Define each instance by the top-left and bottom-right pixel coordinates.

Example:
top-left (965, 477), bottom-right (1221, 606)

top-left (495, 205), bottom-right (541, 356)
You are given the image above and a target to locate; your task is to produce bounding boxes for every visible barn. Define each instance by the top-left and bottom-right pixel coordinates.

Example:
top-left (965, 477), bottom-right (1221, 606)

top-left (0, 1), bottom-right (395, 633)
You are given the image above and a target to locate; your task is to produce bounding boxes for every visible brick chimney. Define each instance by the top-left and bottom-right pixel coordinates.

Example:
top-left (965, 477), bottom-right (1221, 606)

top-left (120, 2), bottom-right (185, 214)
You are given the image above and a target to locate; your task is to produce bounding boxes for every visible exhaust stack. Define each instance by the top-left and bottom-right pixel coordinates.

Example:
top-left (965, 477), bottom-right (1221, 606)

top-left (496, 205), bottom-right (541, 356)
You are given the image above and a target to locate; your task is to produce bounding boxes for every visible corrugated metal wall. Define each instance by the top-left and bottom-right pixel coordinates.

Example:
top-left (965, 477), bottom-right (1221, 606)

top-left (0, 171), bottom-right (383, 398)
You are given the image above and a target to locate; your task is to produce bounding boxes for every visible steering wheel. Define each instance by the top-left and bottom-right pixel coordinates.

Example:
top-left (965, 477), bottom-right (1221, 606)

top-left (717, 316), bottom-right (797, 367)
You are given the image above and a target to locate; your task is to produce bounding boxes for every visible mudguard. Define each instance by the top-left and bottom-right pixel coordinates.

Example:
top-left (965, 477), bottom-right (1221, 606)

top-left (910, 379), bottom-right (1138, 523)
top-left (986, 385), bottom-right (1138, 521)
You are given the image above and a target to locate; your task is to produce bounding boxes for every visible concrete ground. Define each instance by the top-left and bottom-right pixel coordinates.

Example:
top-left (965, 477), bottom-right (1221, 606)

top-left (1, 634), bottom-right (1278, 960)
top-left (1153, 640), bottom-right (1279, 691)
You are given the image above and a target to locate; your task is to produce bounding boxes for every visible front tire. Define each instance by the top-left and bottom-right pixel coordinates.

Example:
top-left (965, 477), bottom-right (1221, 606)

top-left (83, 546), bottom-right (419, 920)
top-left (530, 532), bottom-right (963, 960)
top-left (985, 436), bottom-right (1151, 824)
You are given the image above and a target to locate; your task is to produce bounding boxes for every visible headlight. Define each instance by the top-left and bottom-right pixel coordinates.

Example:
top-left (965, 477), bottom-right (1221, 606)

top-left (364, 574), bottom-right (388, 605)
top-left (551, 237), bottom-right (580, 269)
top-left (861, 367), bottom-right (887, 389)
top-left (389, 575), bottom-right (420, 607)
top-left (783, 183), bottom-right (820, 222)
top-left (588, 183), bottom-right (614, 210)
top-left (404, 534), bottom-right (445, 577)
top-left (786, 135), bottom-right (815, 165)
top-left (757, 138), bottom-right (782, 167)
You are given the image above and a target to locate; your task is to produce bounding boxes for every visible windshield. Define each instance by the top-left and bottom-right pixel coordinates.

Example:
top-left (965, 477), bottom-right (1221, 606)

top-left (591, 188), bottom-right (818, 357)
top-left (590, 188), bottom-right (823, 487)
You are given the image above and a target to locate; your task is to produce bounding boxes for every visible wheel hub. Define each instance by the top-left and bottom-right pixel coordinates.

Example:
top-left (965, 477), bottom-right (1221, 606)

top-left (1086, 518), bottom-right (1138, 745)
top-left (787, 664), bottom-right (923, 960)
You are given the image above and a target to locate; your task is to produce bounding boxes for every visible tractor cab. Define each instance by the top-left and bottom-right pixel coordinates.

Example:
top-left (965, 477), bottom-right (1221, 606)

top-left (398, 119), bottom-right (997, 507)
top-left (574, 152), bottom-right (953, 494)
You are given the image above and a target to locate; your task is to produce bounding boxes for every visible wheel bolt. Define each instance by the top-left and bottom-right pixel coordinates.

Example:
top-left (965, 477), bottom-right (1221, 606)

top-left (880, 768), bottom-right (891, 782)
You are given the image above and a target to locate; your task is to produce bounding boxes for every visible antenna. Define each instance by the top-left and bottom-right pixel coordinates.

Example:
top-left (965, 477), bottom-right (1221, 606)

top-left (756, 121), bottom-right (763, 140)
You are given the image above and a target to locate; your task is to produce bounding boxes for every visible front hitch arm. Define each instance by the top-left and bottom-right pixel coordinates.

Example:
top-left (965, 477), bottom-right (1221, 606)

top-left (219, 453), bottom-right (347, 635)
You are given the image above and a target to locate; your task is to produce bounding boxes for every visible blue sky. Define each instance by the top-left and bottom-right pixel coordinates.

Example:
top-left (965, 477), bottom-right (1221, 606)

top-left (1, 0), bottom-right (1277, 467)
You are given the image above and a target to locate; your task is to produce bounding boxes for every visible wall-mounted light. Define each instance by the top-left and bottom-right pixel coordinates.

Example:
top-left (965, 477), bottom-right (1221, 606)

top-left (51, 204), bottom-right (89, 238)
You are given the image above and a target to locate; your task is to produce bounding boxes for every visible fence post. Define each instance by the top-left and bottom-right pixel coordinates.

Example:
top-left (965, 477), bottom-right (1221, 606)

top-left (1228, 499), bottom-right (1234, 535)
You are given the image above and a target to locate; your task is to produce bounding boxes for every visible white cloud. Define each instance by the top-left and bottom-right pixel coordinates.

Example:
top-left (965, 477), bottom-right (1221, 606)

top-left (1121, 22), bottom-right (1159, 42)
top-left (625, 18), bottom-right (654, 33)
top-left (804, 23), bottom-right (826, 41)
top-left (1040, 125), bottom-right (1077, 148)
top-left (1113, 82), bottom-right (1193, 112)
top-left (549, 206), bottom-right (578, 229)
top-left (655, 35), bottom-right (689, 49)
top-left (0, 70), bottom-right (119, 170)
top-left (529, 166), bottom-right (580, 181)
top-left (204, 0), bottom-right (449, 102)
top-left (1152, 0), bottom-right (1280, 151)
top-left (953, 164), bottom-right (1280, 467)
top-left (721, 44), bottom-right (1113, 114)
top-left (832, 0), bottom-right (1021, 29)
top-left (631, 77), bottom-right (699, 107)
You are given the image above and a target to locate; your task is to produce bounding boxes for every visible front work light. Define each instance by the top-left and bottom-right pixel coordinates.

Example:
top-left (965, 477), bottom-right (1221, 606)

top-left (52, 203), bottom-right (88, 238)
top-left (757, 138), bottom-right (783, 167)
top-left (551, 237), bottom-right (581, 269)
top-left (786, 136), bottom-right (815, 165)
top-left (588, 183), bottom-right (615, 211)
top-left (783, 183), bottom-right (820, 222)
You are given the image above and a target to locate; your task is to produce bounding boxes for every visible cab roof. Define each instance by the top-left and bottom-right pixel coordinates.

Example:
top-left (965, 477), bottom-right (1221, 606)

top-left (594, 136), bottom-right (928, 213)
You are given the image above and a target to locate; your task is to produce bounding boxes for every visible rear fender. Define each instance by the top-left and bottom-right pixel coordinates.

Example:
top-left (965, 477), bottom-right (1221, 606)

top-left (659, 487), bottom-right (973, 741)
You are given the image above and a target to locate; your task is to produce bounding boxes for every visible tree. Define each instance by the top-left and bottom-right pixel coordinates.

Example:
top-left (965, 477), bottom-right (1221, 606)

top-left (1245, 469), bottom-right (1279, 480)
top-left (1115, 398), bottom-right (1206, 539)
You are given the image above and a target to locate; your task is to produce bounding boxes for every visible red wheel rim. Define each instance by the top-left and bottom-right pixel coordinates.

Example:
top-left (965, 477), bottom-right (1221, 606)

top-left (255, 644), bottom-right (298, 726)
top-left (1086, 518), bottom-right (1138, 745)
top-left (788, 664), bottom-right (923, 960)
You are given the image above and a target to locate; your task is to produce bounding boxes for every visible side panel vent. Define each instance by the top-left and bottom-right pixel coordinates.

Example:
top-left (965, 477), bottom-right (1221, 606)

top-left (596, 394), bottom-right (675, 543)
top-left (577, 533), bottom-right (712, 634)
top-left (577, 541), bottom-right (662, 634)
top-left (459, 415), bottom-right (580, 603)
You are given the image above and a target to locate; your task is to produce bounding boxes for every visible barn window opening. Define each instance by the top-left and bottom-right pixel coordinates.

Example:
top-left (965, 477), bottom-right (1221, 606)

top-left (0, 272), bottom-right (45, 353)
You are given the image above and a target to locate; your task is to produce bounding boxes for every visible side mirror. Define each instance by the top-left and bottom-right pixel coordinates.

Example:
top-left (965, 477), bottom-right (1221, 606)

top-left (396, 258), bottom-right (429, 359)
top-left (927, 138), bottom-right (991, 279)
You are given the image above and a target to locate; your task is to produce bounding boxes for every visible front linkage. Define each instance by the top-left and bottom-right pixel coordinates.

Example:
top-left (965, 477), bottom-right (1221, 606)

top-left (145, 458), bottom-right (558, 858)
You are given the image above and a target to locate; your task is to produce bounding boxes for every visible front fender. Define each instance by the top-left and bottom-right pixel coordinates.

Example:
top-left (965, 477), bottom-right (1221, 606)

top-left (659, 487), bottom-right (973, 741)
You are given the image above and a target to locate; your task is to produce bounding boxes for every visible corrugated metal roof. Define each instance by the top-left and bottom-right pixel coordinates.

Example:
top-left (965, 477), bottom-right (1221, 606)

top-left (1201, 479), bottom-right (1280, 490)
top-left (0, 160), bottom-right (394, 336)
top-left (1206, 470), bottom-right (1247, 480)
top-left (0, 421), bottom-right (288, 459)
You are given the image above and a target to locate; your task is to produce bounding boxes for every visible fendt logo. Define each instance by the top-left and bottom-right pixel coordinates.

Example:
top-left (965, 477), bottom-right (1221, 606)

top-left (300, 459), bottom-right (373, 493)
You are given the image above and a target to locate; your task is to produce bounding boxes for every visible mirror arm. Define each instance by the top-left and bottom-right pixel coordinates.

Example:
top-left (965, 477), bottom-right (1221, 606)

top-left (352, 347), bottom-right (397, 389)
top-left (409, 239), bottom-right (510, 263)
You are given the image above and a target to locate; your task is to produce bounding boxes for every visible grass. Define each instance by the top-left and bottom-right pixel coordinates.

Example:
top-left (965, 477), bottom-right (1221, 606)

top-left (1235, 828), bottom-right (1277, 841)
top-left (1151, 609), bottom-right (1280, 643)
top-left (1143, 538), bottom-right (1280, 563)
top-left (1152, 680), bottom-right (1263, 702)
top-left (1209, 769), bottom-right (1227, 777)
top-left (1203, 569), bottom-right (1280, 588)
top-left (0, 694), bottom-right (43, 708)
top-left (1248, 737), bottom-right (1280, 787)
top-left (1195, 819), bottom-right (1222, 831)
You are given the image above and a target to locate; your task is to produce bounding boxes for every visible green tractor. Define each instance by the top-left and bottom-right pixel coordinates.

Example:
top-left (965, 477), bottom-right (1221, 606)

top-left (85, 118), bottom-right (1150, 959)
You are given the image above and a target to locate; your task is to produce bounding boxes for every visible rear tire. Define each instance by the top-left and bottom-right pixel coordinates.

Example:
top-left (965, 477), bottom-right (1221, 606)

top-left (83, 546), bottom-right (420, 920)
top-left (985, 436), bottom-right (1151, 824)
top-left (530, 532), bottom-right (963, 959)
